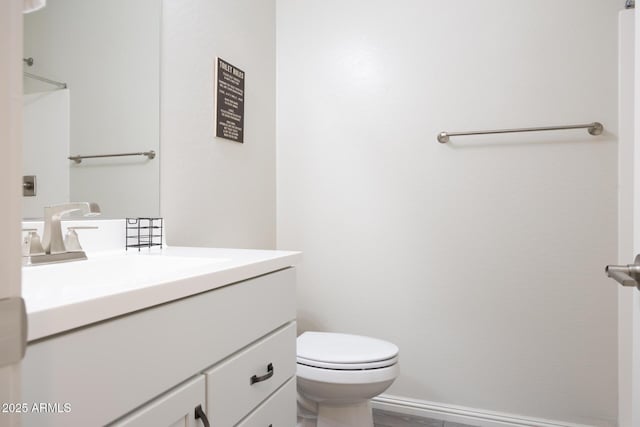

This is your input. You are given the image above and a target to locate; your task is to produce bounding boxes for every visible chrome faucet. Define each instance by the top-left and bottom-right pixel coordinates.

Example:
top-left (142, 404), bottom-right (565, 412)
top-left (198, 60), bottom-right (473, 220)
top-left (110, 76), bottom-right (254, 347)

top-left (41, 202), bottom-right (101, 254)
top-left (23, 202), bottom-right (102, 266)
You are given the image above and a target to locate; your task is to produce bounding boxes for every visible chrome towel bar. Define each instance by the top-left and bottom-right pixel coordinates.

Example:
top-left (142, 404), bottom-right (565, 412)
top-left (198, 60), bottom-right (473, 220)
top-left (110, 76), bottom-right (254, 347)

top-left (69, 150), bottom-right (156, 164)
top-left (437, 122), bottom-right (603, 144)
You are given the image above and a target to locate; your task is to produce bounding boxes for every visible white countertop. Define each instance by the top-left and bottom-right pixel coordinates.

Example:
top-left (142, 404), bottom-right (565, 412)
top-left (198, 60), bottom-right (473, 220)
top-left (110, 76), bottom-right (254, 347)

top-left (22, 246), bottom-right (301, 341)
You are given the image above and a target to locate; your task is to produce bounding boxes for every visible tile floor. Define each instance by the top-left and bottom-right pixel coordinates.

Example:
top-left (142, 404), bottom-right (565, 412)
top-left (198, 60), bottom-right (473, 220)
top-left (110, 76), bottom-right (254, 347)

top-left (373, 409), bottom-right (476, 427)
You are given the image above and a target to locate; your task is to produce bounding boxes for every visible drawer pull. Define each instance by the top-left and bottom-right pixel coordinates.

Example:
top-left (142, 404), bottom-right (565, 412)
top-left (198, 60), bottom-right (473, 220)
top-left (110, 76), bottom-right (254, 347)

top-left (195, 404), bottom-right (211, 427)
top-left (250, 363), bottom-right (274, 385)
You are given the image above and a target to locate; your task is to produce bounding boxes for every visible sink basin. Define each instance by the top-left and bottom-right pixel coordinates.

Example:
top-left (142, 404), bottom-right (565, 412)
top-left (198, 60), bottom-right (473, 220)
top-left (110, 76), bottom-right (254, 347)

top-left (22, 252), bottom-right (230, 313)
top-left (20, 245), bottom-right (300, 341)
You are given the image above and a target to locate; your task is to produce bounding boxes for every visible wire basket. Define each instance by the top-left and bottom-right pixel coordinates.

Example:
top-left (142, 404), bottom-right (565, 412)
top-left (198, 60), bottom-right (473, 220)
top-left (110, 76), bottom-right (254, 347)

top-left (126, 218), bottom-right (163, 251)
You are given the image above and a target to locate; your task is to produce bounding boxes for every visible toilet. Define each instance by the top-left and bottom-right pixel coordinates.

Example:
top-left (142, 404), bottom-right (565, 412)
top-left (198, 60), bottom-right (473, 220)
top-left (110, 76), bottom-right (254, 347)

top-left (296, 332), bottom-right (399, 427)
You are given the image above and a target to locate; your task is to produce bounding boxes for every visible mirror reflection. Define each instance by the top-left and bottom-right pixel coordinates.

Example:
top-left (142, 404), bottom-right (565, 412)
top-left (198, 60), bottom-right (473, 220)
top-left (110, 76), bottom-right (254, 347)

top-left (22, 0), bottom-right (161, 219)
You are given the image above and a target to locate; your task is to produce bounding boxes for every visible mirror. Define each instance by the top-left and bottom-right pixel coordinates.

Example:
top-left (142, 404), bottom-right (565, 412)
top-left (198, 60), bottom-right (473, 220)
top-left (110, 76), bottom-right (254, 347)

top-left (22, 0), bottom-right (161, 219)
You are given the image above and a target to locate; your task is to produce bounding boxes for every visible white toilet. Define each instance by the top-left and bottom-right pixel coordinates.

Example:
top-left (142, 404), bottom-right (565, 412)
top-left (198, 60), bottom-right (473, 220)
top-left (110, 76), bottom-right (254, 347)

top-left (296, 332), bottom-right (399, 427)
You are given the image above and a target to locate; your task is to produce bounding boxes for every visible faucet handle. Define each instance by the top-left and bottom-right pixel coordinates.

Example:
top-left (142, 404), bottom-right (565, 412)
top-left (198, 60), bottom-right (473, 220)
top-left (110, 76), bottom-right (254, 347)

top-left (22, 229), bottom-right (45, 257)
top-left (64, 226), bottom-right (98, 252)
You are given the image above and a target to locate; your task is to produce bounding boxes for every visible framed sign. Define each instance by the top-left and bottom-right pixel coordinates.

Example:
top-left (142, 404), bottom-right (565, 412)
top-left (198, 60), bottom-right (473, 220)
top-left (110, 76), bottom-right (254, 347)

top-left (214, 57), bottom-right (245, 143)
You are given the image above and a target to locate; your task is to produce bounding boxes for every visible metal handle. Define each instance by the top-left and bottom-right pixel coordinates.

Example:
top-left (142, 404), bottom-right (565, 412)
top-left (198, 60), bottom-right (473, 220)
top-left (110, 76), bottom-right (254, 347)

top-left (22, 229), bottom-right (45, 257)
top-left (250, 363), bottom-right (274, 385)
top-left (194, 404), bottom-right (210, 427)
top-left (68, 150), bottom-right (156, 164)
top-left (605, 254), bottom-right (640, 289)
top-left (437, 122), bottom-right (603, 144)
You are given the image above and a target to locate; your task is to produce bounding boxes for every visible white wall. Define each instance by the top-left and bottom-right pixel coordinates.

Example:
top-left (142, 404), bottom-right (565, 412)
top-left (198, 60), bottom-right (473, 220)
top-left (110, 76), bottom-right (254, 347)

top-left (22, 90), bottom-right (70, 219)
top-left (23, 0), bottom-right (160, 218)
top-left (161, 0), bottom-right (276, 249)
top-left (276, 1), bottom-right (620, 425)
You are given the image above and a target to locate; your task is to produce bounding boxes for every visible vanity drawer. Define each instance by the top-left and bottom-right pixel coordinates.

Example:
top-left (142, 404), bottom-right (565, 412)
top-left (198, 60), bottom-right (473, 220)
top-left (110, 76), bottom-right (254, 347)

top-left (236, 378), bottom-right (296, 427)
top-left (205, 322), bottom-right (297, 427)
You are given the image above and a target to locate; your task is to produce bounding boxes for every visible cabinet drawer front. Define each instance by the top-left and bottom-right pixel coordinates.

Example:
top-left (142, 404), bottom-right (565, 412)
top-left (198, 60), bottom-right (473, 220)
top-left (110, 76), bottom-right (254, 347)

top-left (205, 322), bottom-right (296, 427)
top-left (236, 378), bottom-right (296, 427)
top-left (109, 376), bottom-right (206, 427)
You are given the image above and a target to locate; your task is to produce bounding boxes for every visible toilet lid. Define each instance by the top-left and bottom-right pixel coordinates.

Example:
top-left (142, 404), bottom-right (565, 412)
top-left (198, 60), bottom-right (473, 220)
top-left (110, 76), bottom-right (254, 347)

top-left (297, 332), bottom-right (399, 369)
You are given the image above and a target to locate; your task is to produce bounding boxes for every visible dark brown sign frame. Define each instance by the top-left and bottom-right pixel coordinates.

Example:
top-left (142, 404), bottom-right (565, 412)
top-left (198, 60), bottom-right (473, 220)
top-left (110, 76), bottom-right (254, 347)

top-left (215, 57), bottom-right (245, 143)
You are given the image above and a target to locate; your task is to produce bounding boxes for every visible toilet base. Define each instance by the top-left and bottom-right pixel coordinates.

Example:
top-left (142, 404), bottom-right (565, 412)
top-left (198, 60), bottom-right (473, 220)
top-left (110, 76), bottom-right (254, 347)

top-left (319, 401), bottom-right (373, 427)
top-left (300, 401), bottom-right (373, 427)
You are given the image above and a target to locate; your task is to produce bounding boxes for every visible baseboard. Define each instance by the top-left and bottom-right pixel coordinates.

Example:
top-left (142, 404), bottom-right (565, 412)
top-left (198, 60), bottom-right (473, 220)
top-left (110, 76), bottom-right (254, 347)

top-left (371, 395), bottom-right (598, 427)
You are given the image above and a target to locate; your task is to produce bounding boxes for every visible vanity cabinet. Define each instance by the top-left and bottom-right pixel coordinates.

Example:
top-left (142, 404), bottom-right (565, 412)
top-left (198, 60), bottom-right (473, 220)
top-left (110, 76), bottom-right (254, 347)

top-left (21, 267), bottom-right (297, 427)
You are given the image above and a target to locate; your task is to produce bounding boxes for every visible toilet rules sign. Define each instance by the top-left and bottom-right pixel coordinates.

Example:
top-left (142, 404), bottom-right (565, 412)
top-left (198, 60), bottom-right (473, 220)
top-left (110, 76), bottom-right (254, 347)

top-left (214, 57), bottom-right (245, 143)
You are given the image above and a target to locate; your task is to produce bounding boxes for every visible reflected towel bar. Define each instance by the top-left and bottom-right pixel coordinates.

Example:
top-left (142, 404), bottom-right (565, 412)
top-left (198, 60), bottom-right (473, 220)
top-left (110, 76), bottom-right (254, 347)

top-left (437, 122), bottom-right (604, 144)
top-left (23, 57), bottom-right (67, 89)
top-left (69, 151), bottom-right (156, 164)
top-left (23, 72), bottom-right (67, 89)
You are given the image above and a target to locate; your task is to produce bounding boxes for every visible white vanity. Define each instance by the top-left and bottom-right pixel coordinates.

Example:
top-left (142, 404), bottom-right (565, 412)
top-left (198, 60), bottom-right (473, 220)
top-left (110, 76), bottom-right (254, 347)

top-left (20, 238), bottom-right (300, 427)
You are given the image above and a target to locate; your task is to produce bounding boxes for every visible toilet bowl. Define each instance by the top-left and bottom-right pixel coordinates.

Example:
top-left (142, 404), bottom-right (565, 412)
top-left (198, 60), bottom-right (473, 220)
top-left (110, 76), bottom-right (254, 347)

top-left (296, 332), bottom-right (399, 427)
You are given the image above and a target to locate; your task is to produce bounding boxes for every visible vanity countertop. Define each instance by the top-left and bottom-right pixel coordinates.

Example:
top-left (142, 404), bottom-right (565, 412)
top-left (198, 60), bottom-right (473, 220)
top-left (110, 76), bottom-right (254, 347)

top-left (22, 246), bottom-right (301, 341)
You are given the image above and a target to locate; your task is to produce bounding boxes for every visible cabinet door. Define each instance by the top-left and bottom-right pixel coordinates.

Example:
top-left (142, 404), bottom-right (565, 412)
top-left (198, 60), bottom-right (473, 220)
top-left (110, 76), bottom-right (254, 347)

top-left (108, 376), bottom-right (209, 427)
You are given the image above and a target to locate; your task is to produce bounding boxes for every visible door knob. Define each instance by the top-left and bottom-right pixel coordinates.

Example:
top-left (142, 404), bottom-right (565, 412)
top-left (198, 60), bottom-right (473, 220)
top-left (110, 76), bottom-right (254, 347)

top-left (605, 254), bottom-right (640, 289)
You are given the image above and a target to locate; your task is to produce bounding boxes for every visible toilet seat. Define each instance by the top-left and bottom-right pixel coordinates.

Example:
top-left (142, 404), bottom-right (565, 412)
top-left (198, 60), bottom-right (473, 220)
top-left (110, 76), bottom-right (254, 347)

top-left (297, 332), bottom-right (399, 370)
top-left (297, 360), bottom-right (399, 385)
top-left (297, 355), bottom-right (399, 370)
